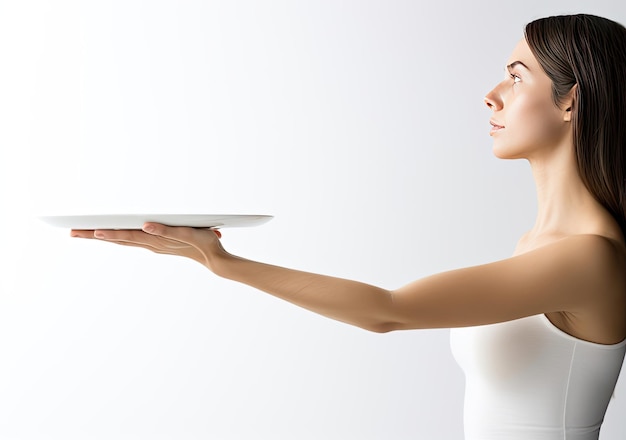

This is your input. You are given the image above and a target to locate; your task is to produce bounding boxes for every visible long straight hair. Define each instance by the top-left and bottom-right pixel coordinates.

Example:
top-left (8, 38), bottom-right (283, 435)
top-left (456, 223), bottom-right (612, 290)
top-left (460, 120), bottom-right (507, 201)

top-left (525, 14), bottom-right (626, 239)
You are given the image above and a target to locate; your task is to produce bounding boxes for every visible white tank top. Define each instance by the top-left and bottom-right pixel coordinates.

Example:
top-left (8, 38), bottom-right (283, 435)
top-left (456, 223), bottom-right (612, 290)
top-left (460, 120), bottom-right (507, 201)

top-left (450, 314), bottom-right (626, 440)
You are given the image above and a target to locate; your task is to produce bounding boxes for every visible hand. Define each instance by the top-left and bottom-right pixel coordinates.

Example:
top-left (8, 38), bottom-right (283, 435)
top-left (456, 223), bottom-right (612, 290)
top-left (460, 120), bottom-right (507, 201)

top-left (71, 223), bottom-right (227, 271)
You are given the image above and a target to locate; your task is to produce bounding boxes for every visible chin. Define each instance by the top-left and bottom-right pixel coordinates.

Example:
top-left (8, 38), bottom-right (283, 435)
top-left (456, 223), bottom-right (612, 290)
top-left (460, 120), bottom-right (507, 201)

top-left (492, 147), bottom-right (518, 160)
top-left (492, 141), bottom-right (529, 160)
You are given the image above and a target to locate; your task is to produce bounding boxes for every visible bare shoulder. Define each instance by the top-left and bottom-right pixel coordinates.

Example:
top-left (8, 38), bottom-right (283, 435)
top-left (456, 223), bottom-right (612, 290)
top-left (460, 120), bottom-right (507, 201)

top-left (516, 234), bottom-right (625, 295)
top-left (528, 234), bottom-right (625, 274)
top-left (534, 234), bottom-right (626, 344)
top-left (497, 234), bottom-right (626, 342)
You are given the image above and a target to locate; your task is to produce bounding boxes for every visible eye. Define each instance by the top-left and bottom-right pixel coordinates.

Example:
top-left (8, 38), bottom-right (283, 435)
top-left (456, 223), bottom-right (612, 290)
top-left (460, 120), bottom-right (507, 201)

top-left (510, 73), bottom-right (522, 84)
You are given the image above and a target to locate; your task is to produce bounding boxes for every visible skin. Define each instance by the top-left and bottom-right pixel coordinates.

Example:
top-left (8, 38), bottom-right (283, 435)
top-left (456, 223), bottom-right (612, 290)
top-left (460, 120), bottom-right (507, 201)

top-left (72, 39), bottom-right (626, 344)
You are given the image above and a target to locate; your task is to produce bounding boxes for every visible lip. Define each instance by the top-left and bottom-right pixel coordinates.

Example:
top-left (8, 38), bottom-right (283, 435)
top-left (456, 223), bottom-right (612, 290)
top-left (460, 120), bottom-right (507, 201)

top-left (489, 119), bottom-right (505, 135)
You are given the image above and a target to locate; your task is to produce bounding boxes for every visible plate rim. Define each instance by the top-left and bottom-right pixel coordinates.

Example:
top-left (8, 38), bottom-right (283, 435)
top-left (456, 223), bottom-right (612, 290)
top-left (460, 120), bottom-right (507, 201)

top-left (38, 213), bottom-right (274, 230)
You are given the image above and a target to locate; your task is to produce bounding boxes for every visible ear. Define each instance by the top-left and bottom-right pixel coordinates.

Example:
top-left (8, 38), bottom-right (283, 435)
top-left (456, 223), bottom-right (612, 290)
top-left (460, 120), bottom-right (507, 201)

top-left (563, 84), bottom-right (578, 122)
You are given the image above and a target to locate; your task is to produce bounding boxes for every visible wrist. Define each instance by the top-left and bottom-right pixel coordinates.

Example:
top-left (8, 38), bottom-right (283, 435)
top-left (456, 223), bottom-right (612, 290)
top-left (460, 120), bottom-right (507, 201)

top-left (205, 248), bottom-right (237, 278)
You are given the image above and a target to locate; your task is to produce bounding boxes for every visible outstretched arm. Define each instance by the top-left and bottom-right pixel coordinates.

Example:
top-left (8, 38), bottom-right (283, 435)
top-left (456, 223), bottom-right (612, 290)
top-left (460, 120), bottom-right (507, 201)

top-left (71, 223), bottom-right (624, 334)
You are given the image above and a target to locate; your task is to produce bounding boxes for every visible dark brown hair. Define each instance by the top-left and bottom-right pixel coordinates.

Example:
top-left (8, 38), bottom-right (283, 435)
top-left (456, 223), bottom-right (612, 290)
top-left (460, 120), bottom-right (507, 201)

top-left (525, 14), bottom-right (626, 238)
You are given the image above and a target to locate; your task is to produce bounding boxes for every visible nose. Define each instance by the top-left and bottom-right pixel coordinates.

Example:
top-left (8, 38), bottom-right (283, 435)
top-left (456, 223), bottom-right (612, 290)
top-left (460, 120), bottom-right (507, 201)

top-left (484, 86), bottom-right (503, 111)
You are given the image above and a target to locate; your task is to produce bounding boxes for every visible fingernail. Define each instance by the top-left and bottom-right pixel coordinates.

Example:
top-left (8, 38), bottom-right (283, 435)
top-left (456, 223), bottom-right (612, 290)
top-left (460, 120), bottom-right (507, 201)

top-left (143, 224), bottom-right (155, 233)
top-left (94, 231), bottom-right (105, 239)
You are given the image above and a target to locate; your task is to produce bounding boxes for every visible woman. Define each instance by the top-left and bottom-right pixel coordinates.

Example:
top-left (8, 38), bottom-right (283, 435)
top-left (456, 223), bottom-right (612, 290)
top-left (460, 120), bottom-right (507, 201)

top-left (72, 14), bottom-right (626, 440)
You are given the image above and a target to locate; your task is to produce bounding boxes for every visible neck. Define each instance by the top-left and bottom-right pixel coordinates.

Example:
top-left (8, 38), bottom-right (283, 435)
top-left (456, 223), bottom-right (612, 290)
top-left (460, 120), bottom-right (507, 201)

top-left (528, 148), bottom-right (603, 237)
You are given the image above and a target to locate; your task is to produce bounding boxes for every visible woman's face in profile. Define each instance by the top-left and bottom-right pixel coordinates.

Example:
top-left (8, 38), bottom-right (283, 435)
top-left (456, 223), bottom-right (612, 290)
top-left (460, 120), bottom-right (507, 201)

top-left (484, 39), bottom-right (572, 160)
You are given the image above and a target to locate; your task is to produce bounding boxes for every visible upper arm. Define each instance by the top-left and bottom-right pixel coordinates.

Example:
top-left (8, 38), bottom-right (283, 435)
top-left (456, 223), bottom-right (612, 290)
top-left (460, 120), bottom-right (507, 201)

top-left (385, 235), bottom-right (624, 331)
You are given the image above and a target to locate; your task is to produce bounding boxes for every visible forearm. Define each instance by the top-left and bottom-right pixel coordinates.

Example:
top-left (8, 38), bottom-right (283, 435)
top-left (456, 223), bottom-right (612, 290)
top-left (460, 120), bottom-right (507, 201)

top-left (213, 252), bottom-right (396, 333)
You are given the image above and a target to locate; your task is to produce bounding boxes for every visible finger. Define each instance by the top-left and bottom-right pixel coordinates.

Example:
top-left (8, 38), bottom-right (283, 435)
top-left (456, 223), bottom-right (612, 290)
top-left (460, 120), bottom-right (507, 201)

top-left (71, 229), bottom-right (164, 254)
top-left (93, 229), bottom-right (196, 253)
top-left (142, 223), bottom-right (220, 243)
top-left (103, 239), bottom-right (179, 255)
top-left (70, 230), bottom-right (97, 239)
top-left (93, 229), bottom-right (149, 242)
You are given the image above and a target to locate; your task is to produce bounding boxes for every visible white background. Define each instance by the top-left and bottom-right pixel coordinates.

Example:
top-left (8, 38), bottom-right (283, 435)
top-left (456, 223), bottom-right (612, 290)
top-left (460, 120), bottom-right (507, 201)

top-left (1, 1), bottom-right (625, 439)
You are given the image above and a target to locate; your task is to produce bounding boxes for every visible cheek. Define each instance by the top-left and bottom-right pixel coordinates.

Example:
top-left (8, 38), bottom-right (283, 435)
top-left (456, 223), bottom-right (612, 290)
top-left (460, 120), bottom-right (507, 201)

top-left (493, 95), bottom-right (563, 157)
top-left (515, 93), bottom-right (560, 132)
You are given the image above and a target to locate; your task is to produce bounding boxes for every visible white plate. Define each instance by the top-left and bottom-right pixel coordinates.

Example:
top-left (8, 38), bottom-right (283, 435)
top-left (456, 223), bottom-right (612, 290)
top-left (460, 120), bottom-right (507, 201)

top-left (39, 214), bottom-right (273, 230)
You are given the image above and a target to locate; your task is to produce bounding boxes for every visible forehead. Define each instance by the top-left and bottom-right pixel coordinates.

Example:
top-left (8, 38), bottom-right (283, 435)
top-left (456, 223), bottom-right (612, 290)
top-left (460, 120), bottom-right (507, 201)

top-left (507, 38), bottom-right (539, 70)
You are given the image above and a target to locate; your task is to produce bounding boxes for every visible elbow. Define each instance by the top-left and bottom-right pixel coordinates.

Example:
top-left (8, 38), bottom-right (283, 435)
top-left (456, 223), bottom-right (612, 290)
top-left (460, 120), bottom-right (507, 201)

top-left (363, 321), bottom-right (398, 334)
top-left (351, 290), bottom-right (401, 333)
top-left (361, 293), bottom-right (402, 333)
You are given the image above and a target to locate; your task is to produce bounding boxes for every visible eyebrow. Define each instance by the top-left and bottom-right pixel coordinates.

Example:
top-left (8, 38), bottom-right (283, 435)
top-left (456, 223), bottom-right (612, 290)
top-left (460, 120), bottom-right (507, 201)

top-left (506, 60), bottom-right (530, 72)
